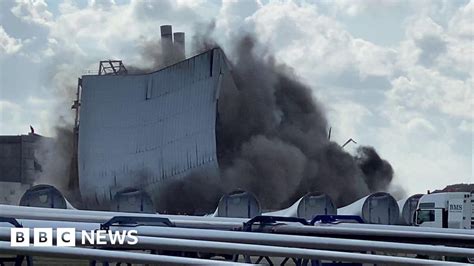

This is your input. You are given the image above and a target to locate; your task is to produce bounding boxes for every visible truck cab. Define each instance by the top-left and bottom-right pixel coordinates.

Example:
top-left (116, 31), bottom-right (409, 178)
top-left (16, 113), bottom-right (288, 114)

top-left (415, 192), bottom-right (473, 229)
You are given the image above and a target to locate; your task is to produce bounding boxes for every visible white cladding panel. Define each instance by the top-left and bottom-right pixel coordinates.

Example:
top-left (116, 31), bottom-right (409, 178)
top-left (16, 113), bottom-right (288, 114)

top-left (79, 49), bottom-right (226, 207)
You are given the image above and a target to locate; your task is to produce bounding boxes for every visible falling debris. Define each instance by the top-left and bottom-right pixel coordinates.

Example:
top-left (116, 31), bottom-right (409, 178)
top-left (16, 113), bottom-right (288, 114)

top-left (342, 138), bottom-right (357, 148)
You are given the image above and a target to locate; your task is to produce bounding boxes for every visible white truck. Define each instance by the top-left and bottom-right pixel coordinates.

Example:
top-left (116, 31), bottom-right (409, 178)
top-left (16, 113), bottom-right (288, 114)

top-left (415, 192), bottom-right (473, 229)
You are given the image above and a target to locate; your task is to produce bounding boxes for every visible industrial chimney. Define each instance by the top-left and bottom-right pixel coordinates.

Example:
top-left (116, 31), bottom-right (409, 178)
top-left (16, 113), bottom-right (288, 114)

top-left (173, 32), bottom-right (185, 61)
top-left (160, 25), bottom-right (173, 66)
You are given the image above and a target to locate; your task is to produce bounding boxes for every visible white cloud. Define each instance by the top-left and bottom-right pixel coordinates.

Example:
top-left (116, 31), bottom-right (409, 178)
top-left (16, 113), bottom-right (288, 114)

top-left (406, 16), bottom-right (445, 40)
top-left (88, 0), bottom-right (116, 9)
top-left (58, 0), bottom-right (79, 14)
top-left (325, 99), bottom-right (373, 145)
top-left (233, 1), bottom-right (399, 87)
top-left (374, 120), bottom-right (471, 194)
top-left (448, 0), bottom-right (474, 38)
top-left (0, 98), bottom-right (53, 136)
top-left (458, 119), bottom-right (473, 133)
top-left (0, 101), bottom-right (22, 130)
top-left (11, 0), bottom-right (53, 27)
top-left (0, 26), bottom-right (22, 55)
top-left (331, 0), bottom-right (401, 17)
top-left (398, 7), bottom-right (473, 76)
top-left (216, 0), bottom-right (260, 38)
top-left (250, 2), bottom-right (351, 76)
top-left (390, 6), bottom-right (473, 122)
top-left (388, 68), bottom-right (472, 119)
top-left (352, 38), bottom-right (397, 78)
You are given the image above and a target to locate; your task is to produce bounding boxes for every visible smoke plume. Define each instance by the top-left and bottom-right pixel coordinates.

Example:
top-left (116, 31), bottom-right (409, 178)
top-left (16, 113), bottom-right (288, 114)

top-left (154, 171), bottom-right (224, 215)
top-left (32, 28), bottom-right (396, 213)
top-left (32, 66), bottom-right (82, 206)
top-left (194, 33), bottom-right (394, 210)
top-left (127, 38), bottom-right (165, 73)
top-left (145, 31), bottom-right (397, 213)
top-left (33, 119), bottom-right (82, 204)
top-left (356, 146), bottom-right (394, 192)
top-left (35, 123), bottom-right (72, 188)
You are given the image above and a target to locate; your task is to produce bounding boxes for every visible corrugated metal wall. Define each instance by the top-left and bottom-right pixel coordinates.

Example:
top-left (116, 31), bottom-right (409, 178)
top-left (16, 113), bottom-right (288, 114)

top-left (0, 134), bottom-right (40, 183)
top-left (78, 49), bottom-right (229, 208)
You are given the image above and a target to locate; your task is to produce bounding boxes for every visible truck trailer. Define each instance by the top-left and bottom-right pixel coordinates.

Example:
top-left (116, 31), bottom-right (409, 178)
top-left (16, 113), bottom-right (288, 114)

top-left (415, 192), bottom-right (473, 229)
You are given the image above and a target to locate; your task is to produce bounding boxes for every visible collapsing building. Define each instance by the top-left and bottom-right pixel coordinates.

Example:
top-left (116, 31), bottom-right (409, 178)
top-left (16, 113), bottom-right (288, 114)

top-left (77, 25), bottom-right (237, 210)
top-left (75, 24), bottom-right (396, 213)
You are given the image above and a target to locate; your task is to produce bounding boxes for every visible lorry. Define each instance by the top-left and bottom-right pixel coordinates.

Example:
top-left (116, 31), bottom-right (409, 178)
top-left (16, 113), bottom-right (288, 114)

top-left (415, 192), bottom-right (473, 229)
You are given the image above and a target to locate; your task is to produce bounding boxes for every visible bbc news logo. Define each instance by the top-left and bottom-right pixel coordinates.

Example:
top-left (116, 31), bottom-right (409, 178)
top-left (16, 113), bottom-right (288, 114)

top-left (10, 228), bottom-right (138, 247)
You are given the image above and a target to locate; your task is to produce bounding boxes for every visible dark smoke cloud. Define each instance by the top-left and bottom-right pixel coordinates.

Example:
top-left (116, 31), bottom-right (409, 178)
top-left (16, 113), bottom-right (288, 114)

top-left (30, 68), bottom-right (82, 206)
top-left (356, 146), bottom-right (394, 192)
top-left (34, 118), bottom-right (82, 206)
top-left (35, 25), bottom-right (397, 213)
top-left (125, 27), bottom-right (398, 213)
top-left (222, 136), bottom-right (307, 208)
top-left (154, 171), bottom-right (223, 215)
top-left (214, 34), bottom-right (395, 209)
top-left (35, 122), bottom-right (72, 189)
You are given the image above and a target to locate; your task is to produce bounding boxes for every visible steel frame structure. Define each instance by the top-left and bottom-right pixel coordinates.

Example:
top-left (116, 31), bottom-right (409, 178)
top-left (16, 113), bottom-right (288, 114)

top-left (98, 60), bottom-right (127, 76)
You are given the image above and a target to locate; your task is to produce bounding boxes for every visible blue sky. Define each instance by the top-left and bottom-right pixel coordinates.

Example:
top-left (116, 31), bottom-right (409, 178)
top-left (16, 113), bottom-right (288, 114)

top-left (0, 0), bottom-right (472, 195)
